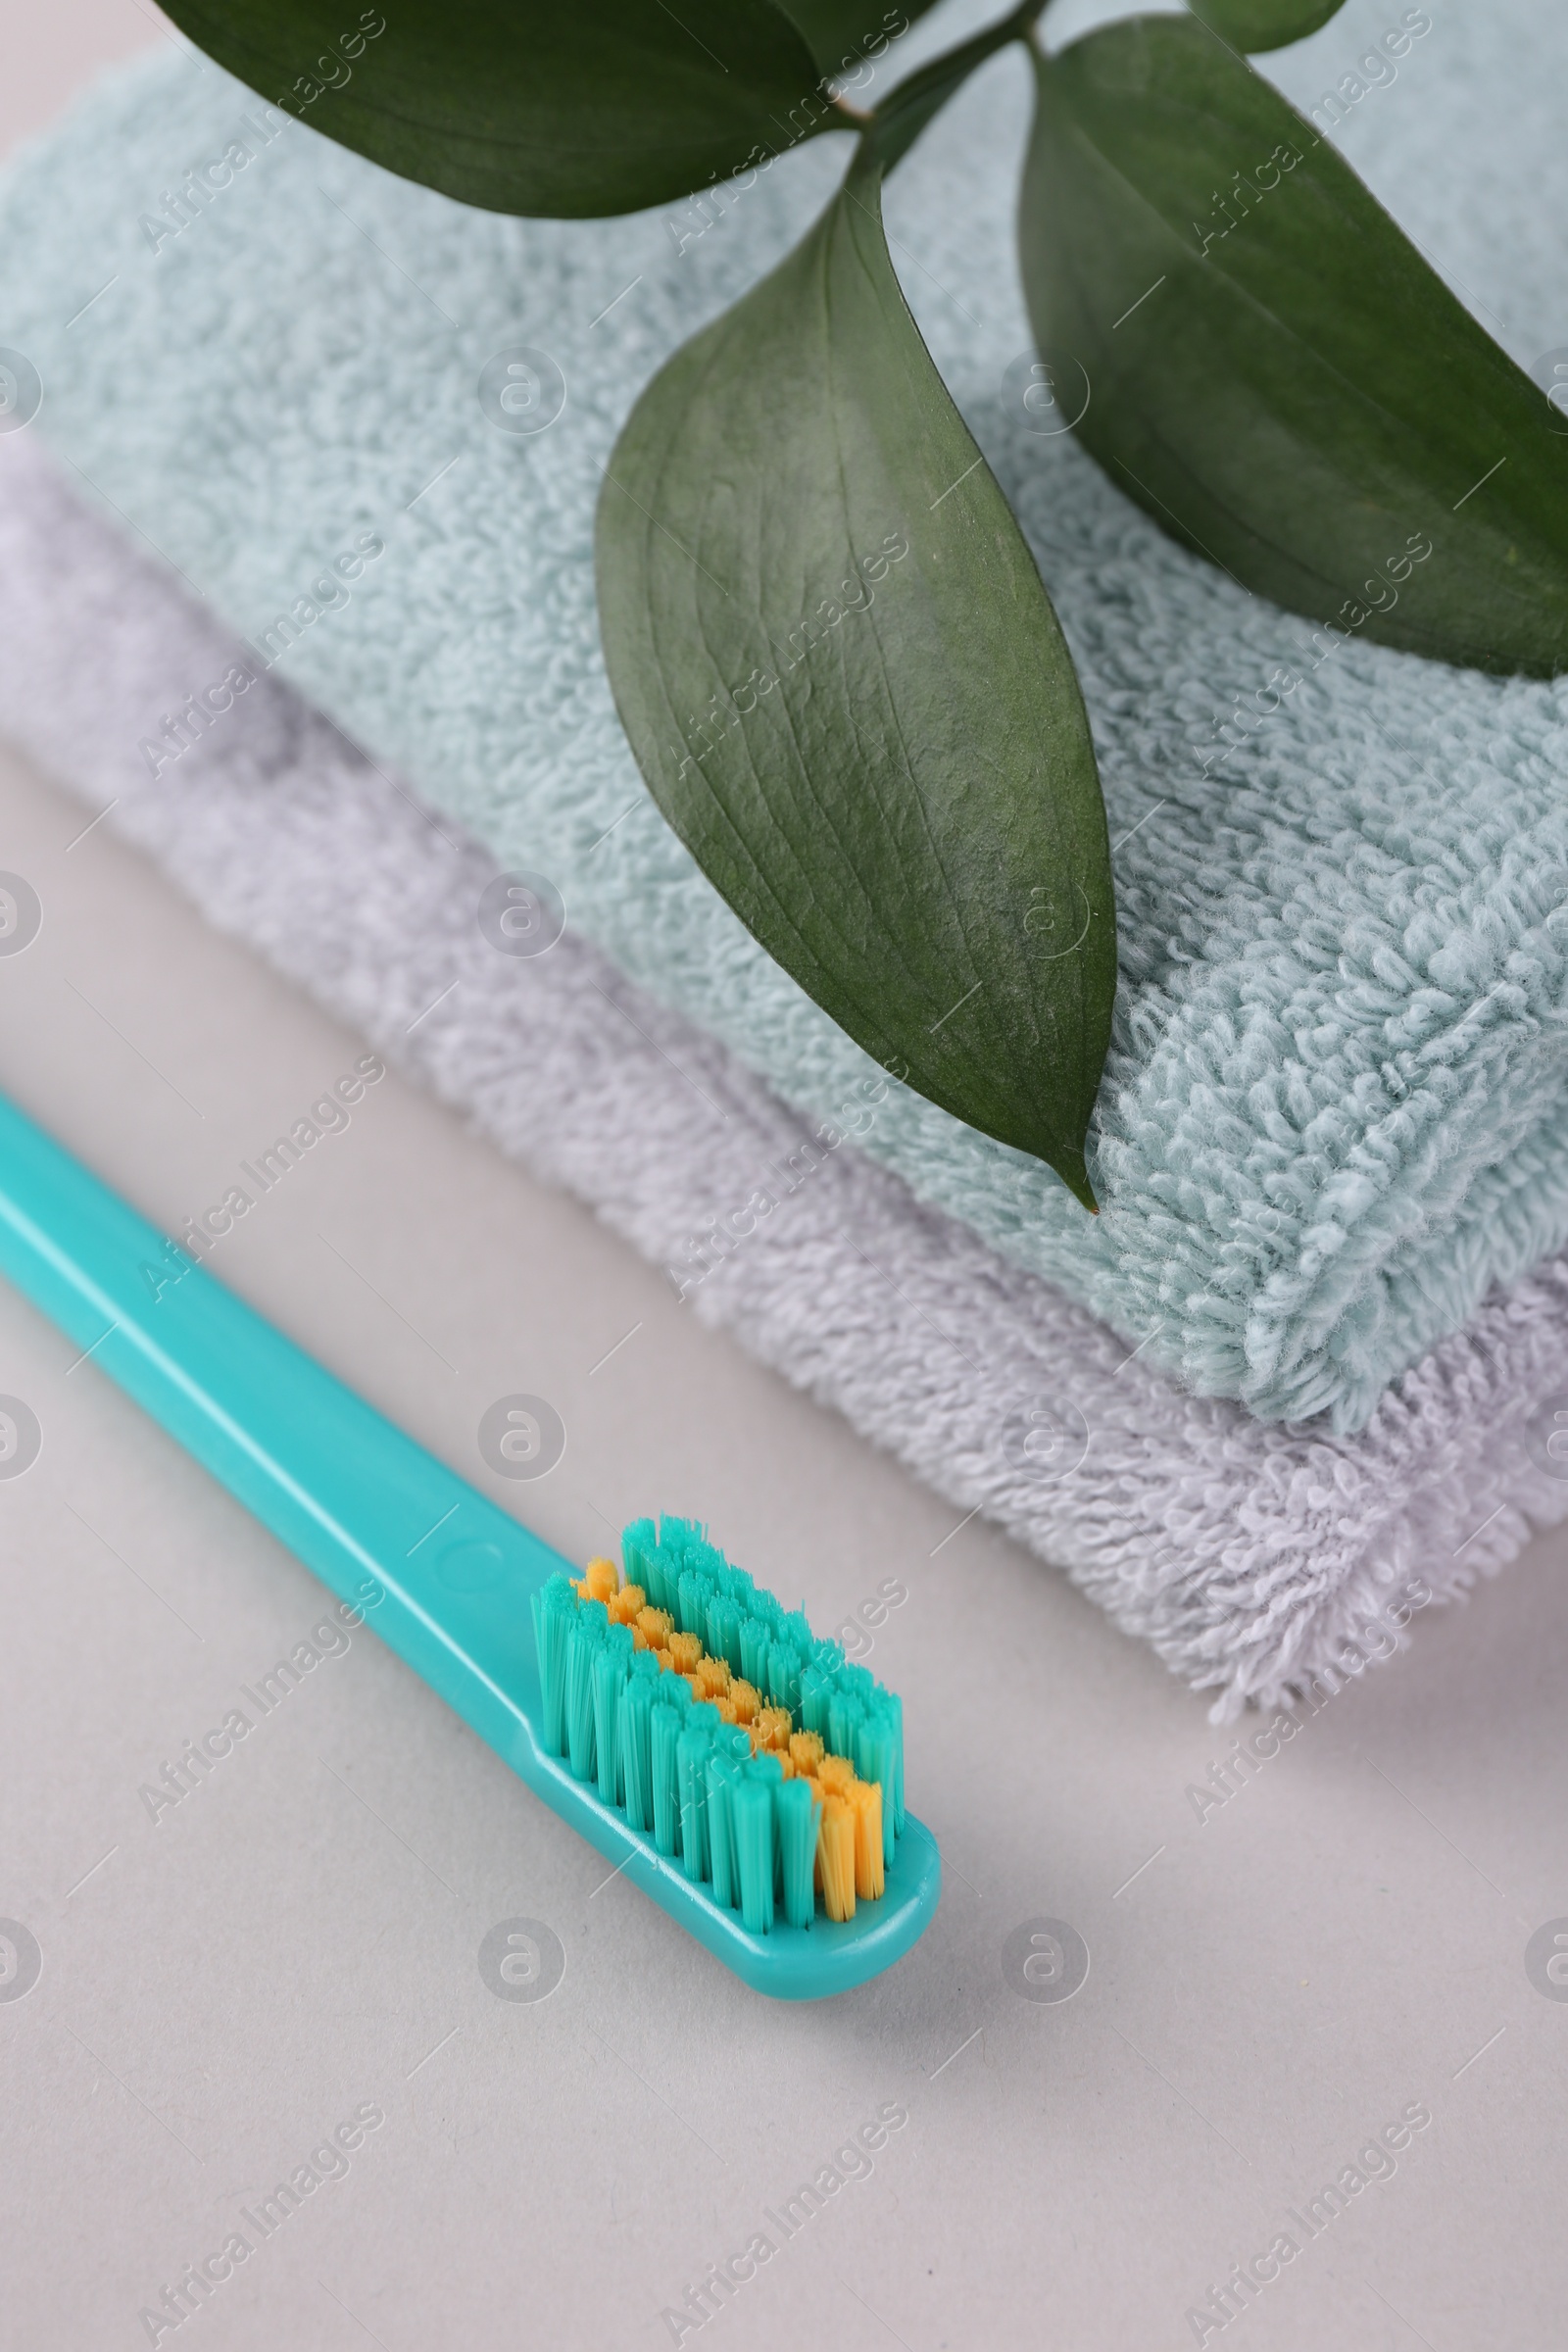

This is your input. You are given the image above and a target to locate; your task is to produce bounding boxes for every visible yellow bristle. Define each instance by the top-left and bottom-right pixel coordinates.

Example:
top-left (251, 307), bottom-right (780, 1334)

top-left (714, 1698), bottom-right (737, 1724)
top-left (817, 1753), bottom-right (856, 1798)
top-left (755, 1706), bottom-right (791, 1752)
top-left (818, 1797), bottom-right (857, 1923)
top-left (608, 1583), bottom-right (645, 1627)
top-left (697, 1655), bottom-right (731, 1699)
top-left (668, 1631), bottom-right (702, 1676)
top-left (850, 1780), bottom-right (884, 1901)
top-left (636, 1606), bottom-right (672, 1651)
top-left (729, 1680), bottom-right (760, 1726)
top-left (684, 1674), bottom-right (707, 1702)
top-left (582, 1556), bottom-right (619, 1603)
top-left (789, 1731), bottom-right (824, 1776)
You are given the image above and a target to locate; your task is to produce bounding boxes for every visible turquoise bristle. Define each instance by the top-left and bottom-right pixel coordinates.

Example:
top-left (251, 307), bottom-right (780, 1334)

top-left (828, 1686), bottom-right (864, 1764)
top-left (766, 1640), bottom-right (802, 1717)
top-left (677, 1568), bottom-right (711, 1639)
top-left (777, 1779), bottom-right (819, 1930)
top-left (530, 1525), bottom-right (911, 1937)
top-left (733, 1776), bottom-right (775, 1934)
top-left (708, 1594), bottom-right (743, 1674)
top-left (880, 1688), bottom-right (906, 1834)
top-left (622, 1517), bottom-right (657, 1595)
top-left (706, 1751), bottom-right (737, 1909)
top-left (706, 1733), bottom-right (749, 1909)
top-left (800, 1661), bottom-right (831, 1740)
top-left (739, 1615), bottom-right (770, 1688)
top-left (857, 1708), bottom-right (900, 1866)
top-left (651, 1702), bottom-right (682, 1855)
top-left (749, 1751), bottom-right (785, 1897)
top-left (620, 1670), bottom-right (657, 1832)
top-left (780, 1610), bottom-right (812, 1656)
top-left (592, 1627), bottom-right (632, 1805)
top-left (565, 1604), bottom-right (606, 1782)
top-left (532, 1574), bottom-right (577, 1756)
top-left (676, 1722), bottom-right (712, 1881)
top-left (658, 1519), bottom-right (708, 1607)
top-left (647, 1546), bottom-right (674, 1615)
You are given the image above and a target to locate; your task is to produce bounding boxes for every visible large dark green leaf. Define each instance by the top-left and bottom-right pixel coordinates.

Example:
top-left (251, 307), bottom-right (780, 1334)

top-left (774, 0), bottom-right (939, 83)
top-left (596, 154), bottom-right (1114, 1205)
top-left (1019, 16), bottom-right (1568, 674)
top-left (1187, 0), bottom-right (1346, 51)
top-left (158, 0), bottom-right (830, 218)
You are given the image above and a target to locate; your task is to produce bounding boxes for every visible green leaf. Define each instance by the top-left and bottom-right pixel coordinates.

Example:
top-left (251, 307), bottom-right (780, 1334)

top-left (157, 0), bottom-right (832, 219)
top-left (596, 154), bottom-right (1115, 1205)
top-left (1186, 0), bottom-right (1346, 52)
top-left (773, 0), bottom-right (939, 83)
top-left (1018, 16), bottom-right (1568, 675)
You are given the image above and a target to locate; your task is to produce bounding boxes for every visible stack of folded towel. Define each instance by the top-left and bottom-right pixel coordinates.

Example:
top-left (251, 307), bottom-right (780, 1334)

top-left (2, 0), bottom-right (1565, 1716)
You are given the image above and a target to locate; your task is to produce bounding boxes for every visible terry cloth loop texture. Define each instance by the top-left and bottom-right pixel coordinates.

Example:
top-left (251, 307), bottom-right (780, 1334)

top-left (1, 0), bottom-right (1567, 1436)
top-left (4, 432), bottom-right (1568, 1722)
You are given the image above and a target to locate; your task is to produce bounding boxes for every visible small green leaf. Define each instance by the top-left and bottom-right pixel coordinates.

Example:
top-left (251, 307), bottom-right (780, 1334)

top-left (597, 154), bottom-right (1115, 1203)
top-left (1187, 0), bottom-right (1347, 52)
top-left (158, 0), bottom-right (830, 219)
top-left (773, 0), bottom-right (938, 83)
top-left (1019, 16), bottom-right (1568, 674)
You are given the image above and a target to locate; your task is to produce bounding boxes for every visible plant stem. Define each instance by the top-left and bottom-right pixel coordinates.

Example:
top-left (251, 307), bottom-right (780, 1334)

top-left (861, 0), bottom-right (1054, 175)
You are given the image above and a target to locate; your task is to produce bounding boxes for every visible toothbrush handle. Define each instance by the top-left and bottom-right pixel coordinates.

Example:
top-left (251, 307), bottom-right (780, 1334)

top-left (0, 1091), bottom-right (947, 1996)
top-left (0, 1091), bottom-right (563, 1761)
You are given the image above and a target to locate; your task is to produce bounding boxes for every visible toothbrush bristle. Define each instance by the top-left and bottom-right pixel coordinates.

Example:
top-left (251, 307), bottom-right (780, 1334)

top-left (527, 1519), bottom-right (907, 1932)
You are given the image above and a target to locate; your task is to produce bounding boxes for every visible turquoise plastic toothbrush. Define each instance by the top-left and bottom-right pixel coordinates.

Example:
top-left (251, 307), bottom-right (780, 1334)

top-left (0, 1091), bottom-right (940, 1996)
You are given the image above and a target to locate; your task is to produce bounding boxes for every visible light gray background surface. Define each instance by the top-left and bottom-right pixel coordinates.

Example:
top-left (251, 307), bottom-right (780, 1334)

top-left (2, 7), bottom-right (1565, 2349)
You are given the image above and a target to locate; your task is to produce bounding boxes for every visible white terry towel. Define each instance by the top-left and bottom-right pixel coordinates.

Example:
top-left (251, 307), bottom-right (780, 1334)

top-left (5, 2), bottom-right (1568, 1436)
top-left (3, 432), bottom-right (1566, 1720)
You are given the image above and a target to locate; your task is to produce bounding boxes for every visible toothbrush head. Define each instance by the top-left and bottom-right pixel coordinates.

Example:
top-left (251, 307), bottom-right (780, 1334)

top-left (526, 1515), bottom-right (940, 1997)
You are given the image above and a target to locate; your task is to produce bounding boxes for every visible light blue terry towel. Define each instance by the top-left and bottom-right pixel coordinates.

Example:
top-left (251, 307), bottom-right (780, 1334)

top-left (3, 0), bottom-right (1566, 1434)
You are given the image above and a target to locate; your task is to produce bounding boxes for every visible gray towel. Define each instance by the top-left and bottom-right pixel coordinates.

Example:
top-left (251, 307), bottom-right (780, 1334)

top-left (3, 432), bottom-right (1566, 1720)
top-left (3, 3), bottom-right (1568, 1434)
